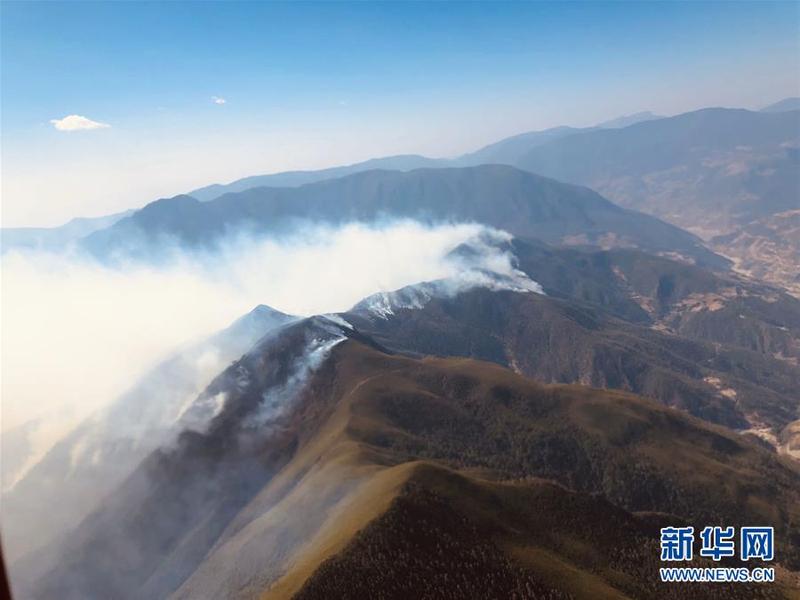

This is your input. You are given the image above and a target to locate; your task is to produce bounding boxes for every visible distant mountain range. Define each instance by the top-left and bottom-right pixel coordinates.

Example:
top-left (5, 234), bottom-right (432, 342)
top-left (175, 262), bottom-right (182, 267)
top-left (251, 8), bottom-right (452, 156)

top-left (513, 108), bottom-right (799, 236)
top-left (170, 104), bottom-right (796, 299)
top-left (595, 110), bottom-right (664, 129)
top-left (5, 102), bottom-right (796, 298)
top-left (183, 103), bottom-right (794, 208)
top-left (504, 107), bottom-right (799, 295)
top-left (185, 109), bottom-right (664, 201)
top-left (84, 165), bottom-right (726, 268)
top-left (177, 103), bottom-right (797, 296)
top-left (761, 97), bottom-right (800, 113)
top-left (451, 125), bottom-right (591, 170)
top-left (1, 210), bottom-right (134, 253)
top-left (188, 154), bottom-right (446, 203)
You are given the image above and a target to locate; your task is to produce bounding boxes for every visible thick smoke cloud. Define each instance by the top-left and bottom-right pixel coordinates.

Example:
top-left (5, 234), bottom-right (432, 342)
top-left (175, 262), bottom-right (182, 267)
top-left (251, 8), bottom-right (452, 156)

top-left (1, 220), bottom-right (509, 484)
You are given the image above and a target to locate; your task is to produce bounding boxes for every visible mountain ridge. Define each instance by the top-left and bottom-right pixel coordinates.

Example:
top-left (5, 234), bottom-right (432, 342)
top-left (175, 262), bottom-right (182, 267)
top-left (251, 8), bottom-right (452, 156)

top-left (18, 333), bottom-right (800, 599)
top-left (185, 109), bottom-right (666, 202)
top-left (761, 97), bottom-right (800, 113)
top-left (83, 164), bottom-right (727, 268)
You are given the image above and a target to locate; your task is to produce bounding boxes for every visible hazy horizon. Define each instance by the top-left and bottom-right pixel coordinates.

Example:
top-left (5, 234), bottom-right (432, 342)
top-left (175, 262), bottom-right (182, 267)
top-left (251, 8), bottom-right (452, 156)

top-left (2, 1), bottom-right (799, 227)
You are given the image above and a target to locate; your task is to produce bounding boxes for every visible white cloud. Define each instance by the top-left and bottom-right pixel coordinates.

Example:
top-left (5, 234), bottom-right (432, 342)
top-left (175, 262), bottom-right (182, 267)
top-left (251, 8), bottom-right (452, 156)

top-left (49, 115), bottom-right (110, 132)
top-left (211, 96), bottom-right (226, 105)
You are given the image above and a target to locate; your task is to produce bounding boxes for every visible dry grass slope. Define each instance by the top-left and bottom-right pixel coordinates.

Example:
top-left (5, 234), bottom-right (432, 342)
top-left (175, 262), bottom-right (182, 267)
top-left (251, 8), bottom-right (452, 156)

top-left (255, 341), bottom-right (800, 599)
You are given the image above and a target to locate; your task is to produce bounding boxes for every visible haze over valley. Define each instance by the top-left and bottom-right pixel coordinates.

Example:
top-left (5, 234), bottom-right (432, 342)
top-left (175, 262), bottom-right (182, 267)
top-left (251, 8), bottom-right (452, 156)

top-left (2, 2), bottom-right (799, 599)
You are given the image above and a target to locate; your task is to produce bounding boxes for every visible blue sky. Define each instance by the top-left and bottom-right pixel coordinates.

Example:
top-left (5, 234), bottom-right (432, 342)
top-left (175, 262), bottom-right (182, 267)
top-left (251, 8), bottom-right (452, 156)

top-left (2, 1), bottom-right (799, 226)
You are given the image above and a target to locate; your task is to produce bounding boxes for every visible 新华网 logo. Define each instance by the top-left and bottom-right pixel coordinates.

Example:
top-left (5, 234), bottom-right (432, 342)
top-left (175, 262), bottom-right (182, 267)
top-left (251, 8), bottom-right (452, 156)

top-left (659, 526), bottom-right (775, 583)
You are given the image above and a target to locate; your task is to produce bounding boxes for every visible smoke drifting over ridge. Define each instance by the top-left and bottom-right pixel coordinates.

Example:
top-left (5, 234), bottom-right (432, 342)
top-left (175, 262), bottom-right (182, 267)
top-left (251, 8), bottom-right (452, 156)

top-left (1, 220), bottom-right (533, 483)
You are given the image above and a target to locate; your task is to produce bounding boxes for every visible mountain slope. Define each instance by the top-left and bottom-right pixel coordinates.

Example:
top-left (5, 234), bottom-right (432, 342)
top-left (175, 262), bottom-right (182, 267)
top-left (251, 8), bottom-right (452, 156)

top-left (454, 125), bottom-right (590, 167)
top-left (188, 155), bottom-right (443, 201)
top-left (284, 465), bottom-right (794, 600)
top-left (508, 240), bottom-right (800, 362)
top-left (348, 283), bottom-right (800, 436)
top-left (710, 209), bottom-right (800, 297)
top-left (504, 107), bottom-right (800, 296)
top-left (187, 126), bottom-right (585, 202)
top-left (596, 111), bottom-right (663, 129)
top-left (761, 97), bottom-right (800, 113)
top-left (1, 305), bottom-right (297, 565)
top-left (186, 112), bottom-right (657, 201)
top-left (182, 341), bottom-right (800, 599)
top-left (514, 107), bottom-right (800, 238)
top-left (16, 319), bottom-right (800, 599)
top-left (85, 165), bottom-right (726, 268)
top-left (1, 210), bottom-right (134, 253)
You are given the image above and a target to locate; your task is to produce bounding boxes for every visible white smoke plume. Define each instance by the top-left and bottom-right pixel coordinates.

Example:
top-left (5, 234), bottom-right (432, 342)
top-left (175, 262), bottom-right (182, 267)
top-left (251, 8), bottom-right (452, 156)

top-left (1, 220), bottom-right (528, 484)
top-left (356, 228), bottom-right (544, 319)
